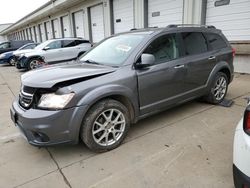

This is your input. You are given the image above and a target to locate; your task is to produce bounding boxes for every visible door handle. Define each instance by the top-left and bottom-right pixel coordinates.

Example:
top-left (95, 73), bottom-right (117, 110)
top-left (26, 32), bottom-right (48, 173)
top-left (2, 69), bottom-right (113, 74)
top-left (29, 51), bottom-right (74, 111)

top-left (208, 56), bottom-right (216, 60)
top-left (174, 64), bottom-right (185, 69)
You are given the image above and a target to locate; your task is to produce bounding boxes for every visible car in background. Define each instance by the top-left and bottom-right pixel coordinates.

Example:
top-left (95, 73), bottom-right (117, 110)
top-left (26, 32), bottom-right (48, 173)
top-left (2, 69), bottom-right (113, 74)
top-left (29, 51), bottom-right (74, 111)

top-left (0, 40), bottom-right (33, 55)
top-left (0, 43), bottom-right (39, 65)
top-left (233, 100), bottom-right (250, 188)
top-left (15, 38), bottom-right (92, 70)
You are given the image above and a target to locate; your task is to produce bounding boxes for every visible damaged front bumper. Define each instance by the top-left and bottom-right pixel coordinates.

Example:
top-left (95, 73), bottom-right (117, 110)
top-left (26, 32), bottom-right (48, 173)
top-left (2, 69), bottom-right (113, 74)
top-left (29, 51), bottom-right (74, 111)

top-left (10, 100), bottom-right (88, 146)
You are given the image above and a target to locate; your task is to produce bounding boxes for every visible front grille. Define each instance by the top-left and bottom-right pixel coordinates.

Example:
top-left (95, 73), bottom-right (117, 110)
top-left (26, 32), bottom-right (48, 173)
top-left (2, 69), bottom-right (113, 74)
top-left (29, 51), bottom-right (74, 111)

top-left (19, 86), bottom-right (35, 109)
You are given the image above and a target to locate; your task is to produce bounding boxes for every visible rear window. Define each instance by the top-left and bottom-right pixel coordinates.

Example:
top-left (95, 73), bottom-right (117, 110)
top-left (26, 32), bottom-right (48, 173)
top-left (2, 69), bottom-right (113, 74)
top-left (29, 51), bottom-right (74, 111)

top-left (75, 40), bottom-right (90, 45)
top-left (206, 33), bottom-right (227, 50)
top-left (181, 32), bottom-right (208, 55)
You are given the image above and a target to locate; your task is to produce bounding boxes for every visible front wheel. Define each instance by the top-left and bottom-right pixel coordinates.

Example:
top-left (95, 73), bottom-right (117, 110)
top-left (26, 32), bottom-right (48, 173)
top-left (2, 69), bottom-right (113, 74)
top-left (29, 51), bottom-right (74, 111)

top-left (205, 72), bottom-right (228, 104)
top-left (28, 58), bottom-right (45, 70)
top-left (81, 99), bottom-right (130, 152)
top-left (8, 57), bottom-right (16, 66)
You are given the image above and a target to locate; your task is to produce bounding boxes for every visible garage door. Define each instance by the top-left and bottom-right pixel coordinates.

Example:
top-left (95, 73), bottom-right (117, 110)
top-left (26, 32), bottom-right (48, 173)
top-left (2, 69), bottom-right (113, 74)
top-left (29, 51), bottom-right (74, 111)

top-left (206, 0), bottom-right (250, 41)
top-left (26, 28), bottom-right (31, 40)
top-left (52, 19), bottom-right (60, 38)
top-left (39, 23), bottom-right (46, 42)
top-left (45, 21), bottom-right (52, 39)
top-left (30, 27), bottom-right (35, 41)
top-left (61, 15), bottom-right (71, 37)
top-left (73, 10), bottom-right (85, 38)
top-left (148, 0), bottom-right (183, 27)
top-left (36, 26), bottom-right (41, 42)
top-left (113, 0), bottom-right (134, 33)
top-left (90, 4), bottom-right (105, 43)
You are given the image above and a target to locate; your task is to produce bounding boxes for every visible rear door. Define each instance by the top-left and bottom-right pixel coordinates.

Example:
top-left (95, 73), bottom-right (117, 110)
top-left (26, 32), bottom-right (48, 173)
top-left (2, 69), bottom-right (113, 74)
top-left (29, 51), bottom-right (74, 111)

top-left (136, 33), bottom-right (189, 114)
top-left (61, 40), bottom-right (78, 60)
top-left (180, 32), bottom-right (215, 91)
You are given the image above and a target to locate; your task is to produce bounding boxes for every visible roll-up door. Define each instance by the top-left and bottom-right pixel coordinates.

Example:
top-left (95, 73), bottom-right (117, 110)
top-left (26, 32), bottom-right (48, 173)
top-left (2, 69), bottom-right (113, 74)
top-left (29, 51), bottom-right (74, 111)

top-left (148, 0), bottom-right (183, 27)
top-left (39, 23), bottom-right (46, 42)
top-left (61, 15), bottom-right (71, 37)
top-left (113, 0), bottom-right (134, 33)
top-left (73, 10), bottom-right (85, 38)
top-left (90, 4), bottom-right (105, 43)
top-left (52, 19), bottom-right (60, 38)
top-left (45, 21), bottom-right (52, 39)
top-left (206, 0), bottom-right (250, 41)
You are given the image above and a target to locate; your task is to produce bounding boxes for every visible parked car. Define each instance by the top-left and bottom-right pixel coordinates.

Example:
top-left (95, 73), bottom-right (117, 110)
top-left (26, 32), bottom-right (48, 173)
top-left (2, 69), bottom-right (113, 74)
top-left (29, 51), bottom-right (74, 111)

top-left (15, 38), bottom-right (92, 70)
top-left (0, 40), bottom-right (33, 55)
top-left (10, 25), bottom-right (234, 152)
top-left (233, 99), bottom-right (250, 188)
top-left (0, 43), bottom-right (39, 65)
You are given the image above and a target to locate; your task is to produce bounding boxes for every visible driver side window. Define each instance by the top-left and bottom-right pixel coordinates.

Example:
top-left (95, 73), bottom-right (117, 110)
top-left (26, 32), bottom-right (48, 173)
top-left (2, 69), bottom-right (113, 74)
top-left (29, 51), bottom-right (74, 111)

top-left (144, 34), bottom-right (180, 64)
top-left (46, 40), bottom-right (62, 50)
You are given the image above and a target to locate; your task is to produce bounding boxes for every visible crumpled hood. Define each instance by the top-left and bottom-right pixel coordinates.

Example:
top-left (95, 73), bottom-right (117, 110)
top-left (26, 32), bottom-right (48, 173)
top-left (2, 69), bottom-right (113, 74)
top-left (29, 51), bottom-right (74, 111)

top-left (21, 62), bottom-right (117, 88)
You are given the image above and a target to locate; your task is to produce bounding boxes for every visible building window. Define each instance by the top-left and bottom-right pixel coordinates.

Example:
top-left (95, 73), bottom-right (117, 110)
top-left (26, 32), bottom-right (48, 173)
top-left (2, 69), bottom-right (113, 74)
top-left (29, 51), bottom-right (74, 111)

top-left (214, 0), bottom-right (230, 7)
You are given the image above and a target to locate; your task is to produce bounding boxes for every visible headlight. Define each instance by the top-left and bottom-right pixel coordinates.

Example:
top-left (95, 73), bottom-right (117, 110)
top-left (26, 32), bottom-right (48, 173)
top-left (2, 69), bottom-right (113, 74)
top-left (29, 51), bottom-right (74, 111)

top-left (0, 54), bottom-right (6, 59)
top-left (38, 93), bottom-right (75, 109)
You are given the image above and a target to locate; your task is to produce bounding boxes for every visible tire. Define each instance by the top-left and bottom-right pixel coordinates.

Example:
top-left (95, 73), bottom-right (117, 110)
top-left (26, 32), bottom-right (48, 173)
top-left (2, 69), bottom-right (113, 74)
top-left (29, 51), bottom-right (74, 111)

top-left (205, 72), bottom-right (228, 104)
top-left (27, 58), bottom-right (44, 70)
top-left (81, 99), bottom-right (130, 152)
top-left (8, 57), bottom-right (15, 66)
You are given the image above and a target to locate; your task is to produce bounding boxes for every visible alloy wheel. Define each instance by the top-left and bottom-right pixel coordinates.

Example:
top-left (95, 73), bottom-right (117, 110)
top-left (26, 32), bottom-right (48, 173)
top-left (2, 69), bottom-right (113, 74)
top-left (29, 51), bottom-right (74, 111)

top-left (213, 76), bottom-right (227, 101)
top-left (92, 109), bottom-right (126, 146)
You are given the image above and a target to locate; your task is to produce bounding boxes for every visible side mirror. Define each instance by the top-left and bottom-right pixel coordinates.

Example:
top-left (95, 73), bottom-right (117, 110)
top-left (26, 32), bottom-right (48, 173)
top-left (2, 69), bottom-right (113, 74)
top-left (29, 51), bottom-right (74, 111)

top-left (43, 46), bottom-right (50, 51)
top-left (136, 53), bottom-right (155, 69)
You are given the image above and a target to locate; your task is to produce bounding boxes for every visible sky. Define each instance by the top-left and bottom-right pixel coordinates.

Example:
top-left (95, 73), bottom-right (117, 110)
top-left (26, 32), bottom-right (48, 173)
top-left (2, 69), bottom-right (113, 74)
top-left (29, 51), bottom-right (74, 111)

top-left (0, 0), bottom-right (50, 24)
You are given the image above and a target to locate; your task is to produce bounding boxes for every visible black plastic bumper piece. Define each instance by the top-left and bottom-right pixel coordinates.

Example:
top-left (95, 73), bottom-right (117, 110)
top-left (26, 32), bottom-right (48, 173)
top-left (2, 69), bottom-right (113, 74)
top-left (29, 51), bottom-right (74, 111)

top-left (233, 164), bottom-right (250, 188)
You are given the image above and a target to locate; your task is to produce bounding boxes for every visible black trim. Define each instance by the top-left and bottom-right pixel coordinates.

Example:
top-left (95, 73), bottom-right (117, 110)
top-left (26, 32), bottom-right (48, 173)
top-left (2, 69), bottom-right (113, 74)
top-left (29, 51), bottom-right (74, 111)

top-left (201, 0), bottom-right (207, 25)
top-left (44, 22), bottom-right (48, 40)
top-left (144, 0), bottom-right (148, 28)
top-left (72, 12), bottom-right (77, 37)
top-left (233, 164), bottom-right (250, 188)
top-left (87, 7), bottom-right (93, 43)
top-left (110, 0), bottom-right (114, 35)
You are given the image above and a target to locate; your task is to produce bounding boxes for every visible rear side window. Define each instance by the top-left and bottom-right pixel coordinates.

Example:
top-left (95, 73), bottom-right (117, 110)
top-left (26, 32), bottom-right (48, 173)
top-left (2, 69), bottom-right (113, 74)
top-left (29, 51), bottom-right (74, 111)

top-left (63, 40), bottom-right (76, 48)
top-left (75, 40), bottom-right (90, 45)
top-left (181, 32), bottom-right (208, 55)
top-left (206, 33), bottom-right (227, 50)
top-left (144, 34), bottom-right (180, 64)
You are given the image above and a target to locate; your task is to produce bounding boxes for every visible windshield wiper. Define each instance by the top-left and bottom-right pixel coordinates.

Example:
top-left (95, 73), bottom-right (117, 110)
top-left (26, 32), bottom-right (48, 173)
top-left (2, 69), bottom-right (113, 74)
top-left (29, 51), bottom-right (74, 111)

top-left (84, 59), bottom-right (102, 65)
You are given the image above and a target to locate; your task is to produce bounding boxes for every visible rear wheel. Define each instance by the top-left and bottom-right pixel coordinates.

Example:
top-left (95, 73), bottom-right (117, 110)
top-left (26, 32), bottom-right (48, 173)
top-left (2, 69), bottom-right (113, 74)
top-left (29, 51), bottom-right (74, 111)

top-left (81, 99), bottom-right (130, 152)
top-left (205, 72), bottom-right (228, 104)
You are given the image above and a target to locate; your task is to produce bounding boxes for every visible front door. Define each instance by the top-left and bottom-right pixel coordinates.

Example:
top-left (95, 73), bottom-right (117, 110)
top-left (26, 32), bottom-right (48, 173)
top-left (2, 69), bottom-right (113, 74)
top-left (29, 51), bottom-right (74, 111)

top-left (136, 33), bottom-right (189, 115)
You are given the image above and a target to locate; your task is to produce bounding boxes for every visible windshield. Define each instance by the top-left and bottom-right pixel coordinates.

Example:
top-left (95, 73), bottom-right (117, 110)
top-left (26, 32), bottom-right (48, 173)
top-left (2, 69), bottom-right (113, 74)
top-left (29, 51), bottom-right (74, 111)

top-left (81, 34), bottom-right (145, 66)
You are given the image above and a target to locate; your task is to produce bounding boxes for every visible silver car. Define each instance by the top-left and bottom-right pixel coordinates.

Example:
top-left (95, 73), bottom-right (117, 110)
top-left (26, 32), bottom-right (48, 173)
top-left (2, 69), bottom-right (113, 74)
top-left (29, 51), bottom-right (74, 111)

top-left (15, 38), bottom-right (92, 70)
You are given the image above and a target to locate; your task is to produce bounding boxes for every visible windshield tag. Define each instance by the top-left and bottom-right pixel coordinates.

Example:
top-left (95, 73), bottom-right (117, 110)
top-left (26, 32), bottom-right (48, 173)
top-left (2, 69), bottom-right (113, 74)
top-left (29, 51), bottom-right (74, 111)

top-left (116, 45), bottom-right (132, 52)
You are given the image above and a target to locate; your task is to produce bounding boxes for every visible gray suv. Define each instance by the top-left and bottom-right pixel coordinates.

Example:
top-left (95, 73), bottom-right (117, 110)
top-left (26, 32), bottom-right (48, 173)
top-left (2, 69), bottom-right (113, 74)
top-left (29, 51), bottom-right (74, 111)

top-left (10, 25), bottom-right (234, 152)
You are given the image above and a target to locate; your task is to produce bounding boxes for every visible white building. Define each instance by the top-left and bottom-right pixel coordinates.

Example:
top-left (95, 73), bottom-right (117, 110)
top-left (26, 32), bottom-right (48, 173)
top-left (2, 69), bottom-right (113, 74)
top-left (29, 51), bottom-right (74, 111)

top-left (0, 0), bottom-right (249, 72)
top-left (0, 23), bottom-right (12, 42)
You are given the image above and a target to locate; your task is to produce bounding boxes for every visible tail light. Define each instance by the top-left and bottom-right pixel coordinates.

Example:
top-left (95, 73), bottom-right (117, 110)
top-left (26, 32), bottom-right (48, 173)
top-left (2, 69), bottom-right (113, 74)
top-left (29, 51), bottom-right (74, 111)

top-left (232, 48), bottom-right (236, 57)
top-left (243, 110), bottom-right (250, 135)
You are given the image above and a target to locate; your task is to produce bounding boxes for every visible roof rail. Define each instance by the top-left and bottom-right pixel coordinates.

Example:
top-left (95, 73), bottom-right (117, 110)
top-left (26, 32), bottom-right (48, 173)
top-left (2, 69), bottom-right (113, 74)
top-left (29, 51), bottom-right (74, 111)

top-left (167, 24), bottom-right (216, 29)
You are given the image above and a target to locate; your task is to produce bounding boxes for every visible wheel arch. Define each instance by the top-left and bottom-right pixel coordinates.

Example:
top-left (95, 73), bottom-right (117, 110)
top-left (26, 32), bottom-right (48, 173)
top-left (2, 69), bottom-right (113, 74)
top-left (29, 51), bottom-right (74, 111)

top-left (206, 61), bottom-right (232, 89)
